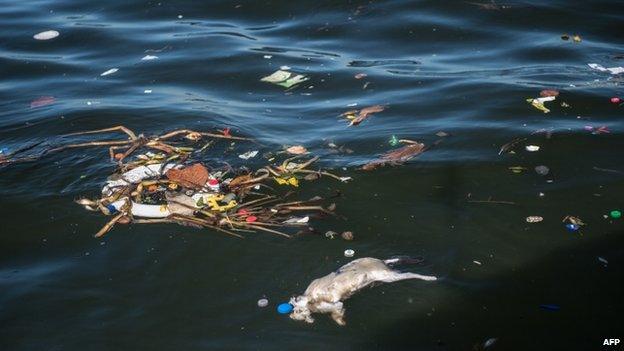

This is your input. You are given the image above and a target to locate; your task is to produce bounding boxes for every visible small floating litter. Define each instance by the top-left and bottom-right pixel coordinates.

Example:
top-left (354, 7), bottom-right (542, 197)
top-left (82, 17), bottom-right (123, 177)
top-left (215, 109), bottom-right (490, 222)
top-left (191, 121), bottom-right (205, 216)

top-left (34, 30), bottom-right (59, 40)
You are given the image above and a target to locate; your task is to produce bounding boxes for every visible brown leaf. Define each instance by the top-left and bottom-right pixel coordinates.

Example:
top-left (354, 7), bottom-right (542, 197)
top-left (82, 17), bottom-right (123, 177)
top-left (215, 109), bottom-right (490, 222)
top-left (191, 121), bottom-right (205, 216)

top-left (349, 105), bottom-right (385, 126)
top-left (380, 142), bottom-right (425, 161)
top-left (166, 163), bottom-right (209, 189)
top-left (362, 141), bottom-right (425, 170)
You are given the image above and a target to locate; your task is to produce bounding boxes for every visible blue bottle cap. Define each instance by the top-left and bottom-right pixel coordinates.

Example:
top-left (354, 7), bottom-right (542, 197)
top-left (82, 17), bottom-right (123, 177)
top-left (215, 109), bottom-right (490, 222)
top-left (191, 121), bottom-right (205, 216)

top-left (565, 223), bottom-right (579, 231)
top-left (277, 303), bottom-right (293, 314)
top-left (106, 204), bottom-right (118, 214)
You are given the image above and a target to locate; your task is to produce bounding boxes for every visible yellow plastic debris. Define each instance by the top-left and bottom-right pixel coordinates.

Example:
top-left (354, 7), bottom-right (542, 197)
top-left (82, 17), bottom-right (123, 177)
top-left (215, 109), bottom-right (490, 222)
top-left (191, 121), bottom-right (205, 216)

top-left (196, 194), bottom-right (238, 212)
top-left (527, 96), bottom-right (556, 113)
top-left (274, 176), bottom-right (299, 187)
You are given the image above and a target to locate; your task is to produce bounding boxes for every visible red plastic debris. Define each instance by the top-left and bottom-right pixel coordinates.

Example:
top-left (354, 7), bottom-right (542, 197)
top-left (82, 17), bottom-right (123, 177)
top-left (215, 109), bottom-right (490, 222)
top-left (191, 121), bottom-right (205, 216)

top-left (30, 96), bottom-right (56, 108)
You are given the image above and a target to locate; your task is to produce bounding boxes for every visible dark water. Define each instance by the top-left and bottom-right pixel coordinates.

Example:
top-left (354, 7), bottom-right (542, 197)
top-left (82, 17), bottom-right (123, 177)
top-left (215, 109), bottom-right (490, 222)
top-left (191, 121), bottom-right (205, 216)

top-left (1, 1), bottom-right (624, 350)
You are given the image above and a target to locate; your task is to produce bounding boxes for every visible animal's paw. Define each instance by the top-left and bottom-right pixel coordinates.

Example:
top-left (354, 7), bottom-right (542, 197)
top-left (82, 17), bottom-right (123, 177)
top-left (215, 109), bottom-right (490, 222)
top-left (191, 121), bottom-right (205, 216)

top-left (334, 317), bottom-right (346, 326)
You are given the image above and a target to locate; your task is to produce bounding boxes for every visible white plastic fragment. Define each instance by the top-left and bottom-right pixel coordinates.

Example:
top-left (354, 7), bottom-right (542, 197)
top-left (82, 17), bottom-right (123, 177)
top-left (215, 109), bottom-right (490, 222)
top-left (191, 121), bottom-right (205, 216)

top-left (102, 163), bottom-right (177, 196)
top-left (283, 216), bottom-right (309, 224)
top-left (483, 338), bottom-right (498, 349)
top-left (261, 70), bottom-right (309, 88)
top-left (238, 150), bottom-right (259, 160)
top-left (144, 89), bottom-right (152, 94)
top-left (473, 260), bottom-right (482, 265)
top-left (141, 55), bottom-right (158, 61)
top-left (535, 96), bottom-right (556, 103)
top-left (525, 145), bottom-right (540, 152)
top-left (109, 199), bottom-right (171, 218)
top-left (588, 63), bottom-right (624, 75)
top-left (344, 249), bottom-right (355, 258)
top-left (100, 68), bottom-right (119, 76)
top-left (257, 298), bottom-right (269, 307)
top-left (526, 216), bottom-right (544, 223)
top-left (34, 30), bottom-right (59, 40)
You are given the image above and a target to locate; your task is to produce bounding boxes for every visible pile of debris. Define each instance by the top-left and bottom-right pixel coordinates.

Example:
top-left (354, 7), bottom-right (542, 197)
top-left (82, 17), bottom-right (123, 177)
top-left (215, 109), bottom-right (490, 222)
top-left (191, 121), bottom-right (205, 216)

top-left (3, 125), bottom-right (349, 239)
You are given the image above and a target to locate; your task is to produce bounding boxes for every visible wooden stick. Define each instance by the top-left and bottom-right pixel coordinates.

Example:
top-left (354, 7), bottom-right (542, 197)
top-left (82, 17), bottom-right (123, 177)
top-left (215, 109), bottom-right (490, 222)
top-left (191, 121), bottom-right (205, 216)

top-left (64, 125), bottom-right (138, 140)
top-left (94, 212), bottom-right (126, 237)
top-left (48, 140), bottom-right (133, 153)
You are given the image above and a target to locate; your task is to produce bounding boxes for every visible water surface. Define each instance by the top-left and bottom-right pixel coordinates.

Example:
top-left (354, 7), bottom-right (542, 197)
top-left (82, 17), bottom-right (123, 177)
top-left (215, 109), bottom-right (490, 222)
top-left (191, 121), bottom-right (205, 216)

top-left (1, 1), bottom-right (624, 350)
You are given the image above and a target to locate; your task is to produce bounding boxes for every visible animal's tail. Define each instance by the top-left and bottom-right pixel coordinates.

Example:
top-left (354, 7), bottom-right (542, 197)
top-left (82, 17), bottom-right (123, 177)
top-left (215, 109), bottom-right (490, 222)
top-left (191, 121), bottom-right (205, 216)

top-left (384, 256), bottom-right (425, 266)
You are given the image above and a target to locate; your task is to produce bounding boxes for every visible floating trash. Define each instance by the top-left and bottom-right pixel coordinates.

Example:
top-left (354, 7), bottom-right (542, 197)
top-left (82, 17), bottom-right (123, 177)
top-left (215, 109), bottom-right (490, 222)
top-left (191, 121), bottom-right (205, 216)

top-left (261, 70), bottom-right (309, 88)
top-left (277, 303), bottom-right (293, 314)
top-left (483, 338), bottom-right (498, 349)
top-left (344, 249), bottom-right (355, 257)
top-left (257, 298), bottom-right (269, 307)
top-left (33, 30), bottom-right (59, 40)
top-left (535, 165), bottom-right (550, 175)
top-left (341, 105), bottom-right (385, 126)
top-left (100, 68), bottom-right (119, 76)
top-left (525, 145), bottom-right (540, 152)
top-left (499, 137), bottom-right (527, 155)
top-left (610, 97), bottom-right (621, 104)
top-left (598, 257), bottom-right (608, 266)
top-left (389, 135), bottom-right (399, 146)
top-left (363, 139), bottom-right (429, 171)
top-left (238, 150), bottom-right (258, 160)
top-left (527, 96), bottom-right (556, 113)
top-left (563, 215), bottom-right (585, 227)
top-left (285, 145), bottom-right (307, 155)
top-left (610, 210), bottom-right (621, 219)
top-left (341, 231), bottom-right (354, 241)
top-left (509, 166), bottom-right (526, 173)
top-left (30, 96), bottom-right (56, 108)
top-left (274, 176), bottom-right (299, 187)
top-left (588, 63), bottom-right (624, 75)
top-left (283, 216), bottom-right (309, 224)
top-left (540, 89), bottom-right (559, 97)
top-left (526, 216), bottom-right (544, 223)
top-left (325, 231), bottom-right (337, 239)
top-left (0, 125), bottom-right (350, 238)
top-left (565, 223), bottom-right (579, 232)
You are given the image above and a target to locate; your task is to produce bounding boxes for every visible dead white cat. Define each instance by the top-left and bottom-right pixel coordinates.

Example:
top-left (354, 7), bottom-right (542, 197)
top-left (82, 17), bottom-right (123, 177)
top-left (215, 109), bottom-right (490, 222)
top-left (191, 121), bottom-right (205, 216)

top-left (288, 257), bottom-right (437, 326)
